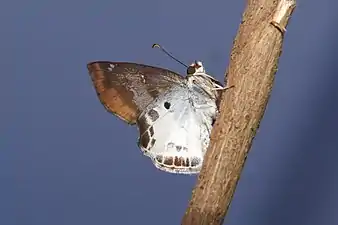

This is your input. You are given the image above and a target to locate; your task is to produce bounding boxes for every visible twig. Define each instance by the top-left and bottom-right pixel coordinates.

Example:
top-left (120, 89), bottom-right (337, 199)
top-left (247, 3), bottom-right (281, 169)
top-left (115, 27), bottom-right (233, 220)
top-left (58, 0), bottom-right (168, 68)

top-left (181, 0), bottom-right (296, 224)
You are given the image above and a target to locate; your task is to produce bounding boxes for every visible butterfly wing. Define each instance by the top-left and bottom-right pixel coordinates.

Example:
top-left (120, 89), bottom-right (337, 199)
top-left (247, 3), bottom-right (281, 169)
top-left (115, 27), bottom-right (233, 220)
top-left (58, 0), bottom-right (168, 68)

top-left (136, 85), bottom-right (217, 174)
top-left (87, 61), bottom-right (185, 124)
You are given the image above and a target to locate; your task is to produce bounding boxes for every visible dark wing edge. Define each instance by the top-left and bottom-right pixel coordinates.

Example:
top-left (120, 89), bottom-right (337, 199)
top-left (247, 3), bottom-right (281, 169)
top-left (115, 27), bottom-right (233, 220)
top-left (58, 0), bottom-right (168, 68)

top-left (88, 61), bottom-right (184, 80)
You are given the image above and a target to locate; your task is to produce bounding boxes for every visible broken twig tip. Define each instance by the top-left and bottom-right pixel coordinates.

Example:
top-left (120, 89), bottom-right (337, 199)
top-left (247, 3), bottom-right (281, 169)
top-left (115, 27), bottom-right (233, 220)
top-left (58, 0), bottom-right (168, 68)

top-left (271, 0), bottom-right (296, 34)
top-left (270, 21), bottom-right (287, 34)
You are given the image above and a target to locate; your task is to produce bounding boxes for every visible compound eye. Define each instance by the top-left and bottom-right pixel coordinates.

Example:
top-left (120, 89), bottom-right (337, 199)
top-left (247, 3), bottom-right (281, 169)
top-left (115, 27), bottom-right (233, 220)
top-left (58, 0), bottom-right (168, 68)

top-left (187, 65), bottom-right (196, 75)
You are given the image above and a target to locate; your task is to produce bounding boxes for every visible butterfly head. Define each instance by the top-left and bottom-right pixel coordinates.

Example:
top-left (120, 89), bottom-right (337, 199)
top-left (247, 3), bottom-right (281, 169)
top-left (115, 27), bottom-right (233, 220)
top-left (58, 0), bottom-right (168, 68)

top-left (186, 60), bottom-right (223, 100)
top-left (187, 60), bottom-right (206, 75)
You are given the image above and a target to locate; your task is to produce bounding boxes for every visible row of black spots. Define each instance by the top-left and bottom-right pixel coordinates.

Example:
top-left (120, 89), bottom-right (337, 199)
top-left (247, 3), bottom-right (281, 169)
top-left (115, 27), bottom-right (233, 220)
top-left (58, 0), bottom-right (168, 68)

top-left (137, 101), bottom-right (172, 151)
top-left (137, 114), bottom-right (156, 150)
top-left (155, 155), bottom-right (201, 168)
top-left (141, 127), bottom-right (156, 150)
top-left (166, 142), bottom-right (188, 153)
top-left (148, 126), bottom-right (156, 149)
top-left (137, 107), bottom-right (161, 150)
top-left (137, 115), bottom-right (150, 149)
top-left (139, 106), bottom-right (175, 150)
top-left (144, 109), bottom-right (158, 150)
top-left (138, 130), bottom-right (156, 150)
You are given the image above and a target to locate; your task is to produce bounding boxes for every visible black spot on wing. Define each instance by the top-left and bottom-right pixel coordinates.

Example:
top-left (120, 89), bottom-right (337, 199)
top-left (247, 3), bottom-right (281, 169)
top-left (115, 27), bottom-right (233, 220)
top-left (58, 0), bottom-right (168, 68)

top-left (139, 132), bottom-right (150, 150)
top-left (163, 156), bottom-right (173, 166)
top-left (164, 102), bottom-right (171, 109)
top-left (190, 157), bottom-right (201, 167)
top-left (149, 126), bottom-right (154, 136)
top-left (149, 138), bottom-right (156, 148)
top-left (147, 109), bottom-right (159, 122)
top-left (156, 155), bottom-right (163, 163)
top-left (186, 158), bottom-right (190, 167)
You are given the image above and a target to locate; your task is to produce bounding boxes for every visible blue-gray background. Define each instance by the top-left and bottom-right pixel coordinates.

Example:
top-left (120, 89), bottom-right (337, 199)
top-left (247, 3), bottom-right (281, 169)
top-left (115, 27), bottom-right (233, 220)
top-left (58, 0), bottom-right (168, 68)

top-left (1, 0), bottom-right (337, 224)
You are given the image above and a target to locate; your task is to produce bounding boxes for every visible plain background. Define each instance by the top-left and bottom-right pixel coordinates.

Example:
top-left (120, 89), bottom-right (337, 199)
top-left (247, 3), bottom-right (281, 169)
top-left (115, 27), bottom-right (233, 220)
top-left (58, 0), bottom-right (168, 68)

top-left (1, 0), bottom-right (338, 224)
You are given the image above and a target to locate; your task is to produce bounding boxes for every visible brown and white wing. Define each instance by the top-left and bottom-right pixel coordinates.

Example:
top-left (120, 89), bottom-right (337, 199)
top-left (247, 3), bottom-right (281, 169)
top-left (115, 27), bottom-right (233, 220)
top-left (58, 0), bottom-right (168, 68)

top-left (87, 61), bottom-right (185, 124)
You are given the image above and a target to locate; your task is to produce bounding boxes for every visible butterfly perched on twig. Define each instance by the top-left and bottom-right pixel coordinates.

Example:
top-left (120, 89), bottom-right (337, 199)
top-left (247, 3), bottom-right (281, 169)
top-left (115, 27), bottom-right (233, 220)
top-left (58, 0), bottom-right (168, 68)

top-left (87, 47), bottom-right (226, 174)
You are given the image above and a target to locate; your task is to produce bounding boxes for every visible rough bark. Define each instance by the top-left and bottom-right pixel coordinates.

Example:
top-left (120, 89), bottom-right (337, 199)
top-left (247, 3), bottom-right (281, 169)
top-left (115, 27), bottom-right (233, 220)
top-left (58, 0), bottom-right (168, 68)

top-left (181, 0), bottom-right (296, 224)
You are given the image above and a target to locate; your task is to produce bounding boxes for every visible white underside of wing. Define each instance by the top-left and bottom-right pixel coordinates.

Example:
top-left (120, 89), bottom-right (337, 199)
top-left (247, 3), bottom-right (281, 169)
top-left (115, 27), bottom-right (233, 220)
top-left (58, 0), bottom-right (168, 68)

top-left (138, 86), bottom-right (217, 174)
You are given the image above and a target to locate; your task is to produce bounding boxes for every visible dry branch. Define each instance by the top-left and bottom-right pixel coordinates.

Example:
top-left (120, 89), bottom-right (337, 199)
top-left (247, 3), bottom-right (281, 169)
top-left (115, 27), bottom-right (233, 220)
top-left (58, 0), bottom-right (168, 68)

top-left (181, 0), bottom-right (296, 224)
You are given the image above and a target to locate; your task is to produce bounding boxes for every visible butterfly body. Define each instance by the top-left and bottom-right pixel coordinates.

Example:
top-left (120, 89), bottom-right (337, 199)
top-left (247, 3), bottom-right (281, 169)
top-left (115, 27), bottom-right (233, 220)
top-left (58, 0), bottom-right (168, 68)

top-left (87, 61), bottom-right (223, 174)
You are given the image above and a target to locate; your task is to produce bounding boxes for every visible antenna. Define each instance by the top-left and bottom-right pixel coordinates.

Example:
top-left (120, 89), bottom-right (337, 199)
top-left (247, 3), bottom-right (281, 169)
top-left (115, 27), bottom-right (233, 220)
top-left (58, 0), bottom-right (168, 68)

top-left (152, 44), bottom-right (188, 68)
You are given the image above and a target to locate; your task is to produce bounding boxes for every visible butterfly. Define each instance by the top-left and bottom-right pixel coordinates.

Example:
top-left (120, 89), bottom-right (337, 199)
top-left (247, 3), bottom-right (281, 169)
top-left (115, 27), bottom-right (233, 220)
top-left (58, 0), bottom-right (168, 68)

top-left (87, 60), bottom-right (224, 174)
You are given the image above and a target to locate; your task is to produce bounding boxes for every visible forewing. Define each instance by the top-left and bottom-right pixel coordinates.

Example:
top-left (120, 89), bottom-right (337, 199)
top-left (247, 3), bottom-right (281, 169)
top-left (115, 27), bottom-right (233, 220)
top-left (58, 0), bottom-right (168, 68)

top-left (87, 61), bottom-right (185, 124)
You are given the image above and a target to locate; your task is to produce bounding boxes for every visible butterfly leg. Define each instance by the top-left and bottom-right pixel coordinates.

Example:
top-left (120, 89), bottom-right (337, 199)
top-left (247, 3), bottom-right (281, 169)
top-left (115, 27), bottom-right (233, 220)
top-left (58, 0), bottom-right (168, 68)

top-left (212, 84), bottom-right (235, 91)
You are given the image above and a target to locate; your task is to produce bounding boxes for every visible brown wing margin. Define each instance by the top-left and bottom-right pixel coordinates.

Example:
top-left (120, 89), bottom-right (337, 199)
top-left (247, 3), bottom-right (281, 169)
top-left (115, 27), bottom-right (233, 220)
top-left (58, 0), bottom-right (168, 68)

top-left (87, 61), bottom-right (185, 125)
top-left (87, 62), bottom-right (139, 124)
